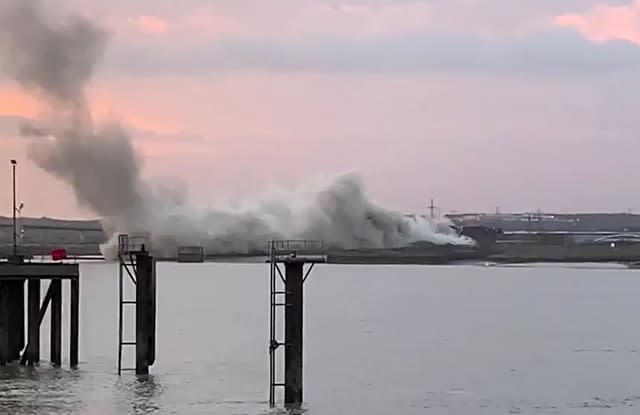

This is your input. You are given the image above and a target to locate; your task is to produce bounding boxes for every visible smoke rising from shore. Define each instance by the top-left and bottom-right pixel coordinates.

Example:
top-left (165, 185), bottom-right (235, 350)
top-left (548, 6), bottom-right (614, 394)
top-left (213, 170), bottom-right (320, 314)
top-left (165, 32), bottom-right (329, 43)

top-left (100, 173), bottom-right (473, 258)
top-left (0, 0), bottom-right (473, 258)
top-left (0, 0), bottom-right (150, 234)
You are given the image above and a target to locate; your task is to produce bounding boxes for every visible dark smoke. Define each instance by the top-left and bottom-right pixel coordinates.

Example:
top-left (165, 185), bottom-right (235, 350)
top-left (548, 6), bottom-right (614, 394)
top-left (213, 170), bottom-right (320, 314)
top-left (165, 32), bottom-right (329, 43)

top-left (0, 0), bottom-right (148, 233)
top-left (0, 0), bottom-right (105, 106)
top-left (0, 0), bottom-right (474, 259)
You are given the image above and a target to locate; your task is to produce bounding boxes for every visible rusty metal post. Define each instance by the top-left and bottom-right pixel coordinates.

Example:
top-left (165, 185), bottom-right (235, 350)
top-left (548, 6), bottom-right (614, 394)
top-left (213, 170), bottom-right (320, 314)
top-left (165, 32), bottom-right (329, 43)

top-left (15, 280), bottom-right (25, 361)
top-left (1, 280), bottom-right (25, 362)
top-left (135, 250), bottom-right (156, 375)
top-left (26, 279), bottom-right (40, 364)
top-left (284, 261), bottom-right (304, 406)
top-left (0, 282), bottom-right (9, 365)
top-left (70, 277), bottom-right (79, 367)
top-left (50, 280), bottom-right (62, 366)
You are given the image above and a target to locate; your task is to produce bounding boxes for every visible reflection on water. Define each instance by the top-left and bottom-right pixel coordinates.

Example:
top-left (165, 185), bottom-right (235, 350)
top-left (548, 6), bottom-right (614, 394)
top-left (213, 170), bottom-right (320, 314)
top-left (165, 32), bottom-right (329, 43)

top-left (0, 368), bottom-right (170, 415)
top-left (127, 375), bottom-right (163, 414)
top-left (117, 375), bottom-right (162, 414)
top-left (0, 366), bottom-right (84, 414)
top-left (1, 262), bottom-right (640, 414)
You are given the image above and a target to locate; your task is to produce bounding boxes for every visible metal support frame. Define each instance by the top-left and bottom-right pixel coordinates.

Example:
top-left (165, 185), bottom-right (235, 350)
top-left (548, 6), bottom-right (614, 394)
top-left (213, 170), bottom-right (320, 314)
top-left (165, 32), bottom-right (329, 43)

top-left (268, 240), bottom-right (326, 407)
top-left (0, 262), bottom-right (79, 368)
top-left (269, 242), bottom-right (278, 405)
top-left (117, 234), bottom-right (156, 375)
top-left (118, 234), bottom-right (139, 375)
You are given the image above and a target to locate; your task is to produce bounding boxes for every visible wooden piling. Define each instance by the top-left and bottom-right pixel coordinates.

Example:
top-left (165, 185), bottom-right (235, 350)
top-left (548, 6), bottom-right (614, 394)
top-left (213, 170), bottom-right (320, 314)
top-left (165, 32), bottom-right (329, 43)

top-left (6, 282), bottom-right (16, 362)
top-left (26, 279), bottom-right (40, 364)
top-left (11, 280), bottom-right (25, 361)
top-left (70, 277), bottom-right (79, 367)
top-left (50, 280), bottom-right (62, 366)
top-left (0, 263), bottom-right (79, 368)
top-left (135, 251), bottom-right (156, 375)
top-left (2, 280), bottom-right (24, 362)
top-left (0, 280), bottom-right (23, 364)
top-left (0, 282), bottom-right (9, 365)
top-left (284, 261), bottom-right (304, 406)
top-left (5, 256), bottom-right (24, 362)
top-left (18, 281), bottom-right (24, 360)
top-left (148, 261), bottom-right (156, 367)
top-left (20, 280), bottom-right (55, 366)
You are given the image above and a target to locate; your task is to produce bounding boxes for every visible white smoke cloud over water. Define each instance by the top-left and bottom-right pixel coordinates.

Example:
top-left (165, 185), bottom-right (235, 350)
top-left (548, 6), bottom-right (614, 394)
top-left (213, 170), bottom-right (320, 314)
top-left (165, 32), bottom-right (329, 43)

top-left (0, 0), bottom-right (473, 259)
top-left (101, 173), bottom-right (474, 258)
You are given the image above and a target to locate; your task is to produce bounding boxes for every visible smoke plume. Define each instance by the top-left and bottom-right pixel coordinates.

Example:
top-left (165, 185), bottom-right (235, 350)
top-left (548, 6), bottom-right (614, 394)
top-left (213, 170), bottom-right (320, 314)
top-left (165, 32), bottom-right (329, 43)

top-left (0, 0), bottom-right (149, 234)
top-left (0, 0), bottom-right (473, 258)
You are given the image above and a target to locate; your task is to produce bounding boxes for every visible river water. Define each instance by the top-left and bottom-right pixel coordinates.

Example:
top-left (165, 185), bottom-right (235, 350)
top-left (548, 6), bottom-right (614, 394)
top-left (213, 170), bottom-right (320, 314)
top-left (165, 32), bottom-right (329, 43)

top-left (1, 262), bottom-right (640, 414)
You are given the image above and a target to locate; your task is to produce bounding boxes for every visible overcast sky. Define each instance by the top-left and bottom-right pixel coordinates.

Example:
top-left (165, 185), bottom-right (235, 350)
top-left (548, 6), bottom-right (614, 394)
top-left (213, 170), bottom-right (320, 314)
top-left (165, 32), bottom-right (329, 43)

top-left (2, 0), bottom-right (640, 218)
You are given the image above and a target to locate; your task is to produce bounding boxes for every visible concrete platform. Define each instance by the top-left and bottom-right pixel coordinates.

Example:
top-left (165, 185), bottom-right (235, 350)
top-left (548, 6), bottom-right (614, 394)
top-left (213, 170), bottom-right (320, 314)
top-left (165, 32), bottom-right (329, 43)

top-left (0, 263), bottom-right (79, 279)
top-left (0, 261), bottom-right (80, 367)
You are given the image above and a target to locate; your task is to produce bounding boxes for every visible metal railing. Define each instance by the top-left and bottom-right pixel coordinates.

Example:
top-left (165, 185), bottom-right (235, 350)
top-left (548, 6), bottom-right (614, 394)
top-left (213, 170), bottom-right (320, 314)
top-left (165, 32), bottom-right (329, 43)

top-left (268, 240), bottom-right (325, 253)
top-left (118, 233), bottom-right (151, 255)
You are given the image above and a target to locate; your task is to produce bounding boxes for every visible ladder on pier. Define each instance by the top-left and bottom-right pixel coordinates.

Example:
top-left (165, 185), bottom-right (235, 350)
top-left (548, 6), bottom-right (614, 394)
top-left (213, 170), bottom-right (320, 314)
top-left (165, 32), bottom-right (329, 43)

top-left (117, 234), bottom-right (147, 375)
top-left (268, 241), bottom-right (285, 404)
top-left (268, 240), bottom-right (325, 406)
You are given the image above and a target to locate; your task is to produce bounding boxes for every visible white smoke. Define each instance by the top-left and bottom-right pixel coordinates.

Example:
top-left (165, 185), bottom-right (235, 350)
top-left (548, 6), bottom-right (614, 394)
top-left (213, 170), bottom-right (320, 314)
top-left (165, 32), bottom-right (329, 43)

top-left (0, 0), bottom-right (474, 259)
top-left (100, 173), bottom-right (474, 258)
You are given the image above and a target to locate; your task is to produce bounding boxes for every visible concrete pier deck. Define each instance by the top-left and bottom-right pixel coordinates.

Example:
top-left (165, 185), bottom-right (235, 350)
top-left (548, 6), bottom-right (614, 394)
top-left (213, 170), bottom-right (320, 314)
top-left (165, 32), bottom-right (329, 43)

top-left (0, 263), bottom-right (79, 279)
top-left (0, 261), bottom-right (80, 367)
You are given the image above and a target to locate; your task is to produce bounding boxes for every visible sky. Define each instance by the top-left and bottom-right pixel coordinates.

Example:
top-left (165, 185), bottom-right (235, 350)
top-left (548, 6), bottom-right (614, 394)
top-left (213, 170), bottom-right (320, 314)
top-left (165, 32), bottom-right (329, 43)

top-left (2, 0), bottom-right (640, 218)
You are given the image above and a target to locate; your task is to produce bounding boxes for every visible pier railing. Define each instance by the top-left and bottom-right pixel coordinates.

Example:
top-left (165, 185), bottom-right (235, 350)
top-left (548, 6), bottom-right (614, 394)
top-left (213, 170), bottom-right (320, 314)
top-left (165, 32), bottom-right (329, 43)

top-left (268, 240), bottom-right (325, 254)
top-left (118, 233), bottom-right (151, 255)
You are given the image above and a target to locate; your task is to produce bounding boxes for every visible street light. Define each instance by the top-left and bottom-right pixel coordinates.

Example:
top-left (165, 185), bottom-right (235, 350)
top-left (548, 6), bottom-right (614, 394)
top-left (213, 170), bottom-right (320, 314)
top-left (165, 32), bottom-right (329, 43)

top-left (10, 160), bottom-right (17, 256)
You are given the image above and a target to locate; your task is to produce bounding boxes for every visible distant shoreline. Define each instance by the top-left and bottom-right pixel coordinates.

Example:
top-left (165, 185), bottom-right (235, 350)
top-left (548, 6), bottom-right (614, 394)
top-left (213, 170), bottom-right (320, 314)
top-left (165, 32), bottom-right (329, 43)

top-left (3, 213), bottom-right (640, 265)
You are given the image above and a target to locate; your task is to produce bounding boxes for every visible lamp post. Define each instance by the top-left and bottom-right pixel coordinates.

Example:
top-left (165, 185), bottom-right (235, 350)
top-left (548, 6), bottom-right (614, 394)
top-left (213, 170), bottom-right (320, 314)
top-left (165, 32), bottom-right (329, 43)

top-left (11, 159), bottom-right (17, 256)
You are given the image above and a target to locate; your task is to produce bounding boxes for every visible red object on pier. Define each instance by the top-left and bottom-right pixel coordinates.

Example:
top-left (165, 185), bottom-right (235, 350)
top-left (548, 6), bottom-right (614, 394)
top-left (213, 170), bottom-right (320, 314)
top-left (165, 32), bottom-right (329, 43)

top-left (51, 248), bottom-right (68, 261)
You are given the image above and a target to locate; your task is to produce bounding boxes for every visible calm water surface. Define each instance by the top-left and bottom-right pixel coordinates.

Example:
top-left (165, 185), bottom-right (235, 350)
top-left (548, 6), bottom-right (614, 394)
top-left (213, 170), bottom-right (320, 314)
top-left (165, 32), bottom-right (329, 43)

top-left (1, 262), bottom-right (640, 414)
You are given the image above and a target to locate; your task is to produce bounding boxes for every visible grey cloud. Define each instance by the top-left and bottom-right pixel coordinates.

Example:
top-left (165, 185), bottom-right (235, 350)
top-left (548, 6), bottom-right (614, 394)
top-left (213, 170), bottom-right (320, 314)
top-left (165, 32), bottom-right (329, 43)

top-left (105, 28), bottom-right (640, 76)
top-left (58, 0), bottom-right (628, 16)
top-left (0, 115), bottom-right (30, 136)
top-left (132, 128), bottom-right (208, 148)
top-left (0, 113), bottom-right (202, 145)
top-left (0, 0), bottom-right (107, 105)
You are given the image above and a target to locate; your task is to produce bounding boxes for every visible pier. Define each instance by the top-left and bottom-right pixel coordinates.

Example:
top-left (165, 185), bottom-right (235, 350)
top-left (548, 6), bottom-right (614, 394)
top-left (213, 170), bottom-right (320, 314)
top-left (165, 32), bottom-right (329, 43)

top-left (268, 240), bottom-right (326, 406)
top-left (0, 255), bottom-right (79, 367)
top-left (117, 234), bottom-right (157, 376)
top-left (0, 234), bottom-right (638, 410)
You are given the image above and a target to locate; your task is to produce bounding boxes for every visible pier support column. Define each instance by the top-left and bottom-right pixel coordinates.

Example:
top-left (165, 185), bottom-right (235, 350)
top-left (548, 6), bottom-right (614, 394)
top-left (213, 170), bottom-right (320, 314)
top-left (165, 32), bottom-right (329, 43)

top-left (284, 261), bottom-right (304, 406)
top-left (6, 256), bottom-right (25, 362)
top-left (0, 280), bottom-right (24, 363)
top-left (70, 277), bottom-right (79, 367)
top-left (0, 262), bottom-right (79, 368)
top-left (11, 280), bottom-right (25, 361)
top-left (50, 280), bottom-right (62, 366)
top-left (135, 251), bottom-right (156, 375)
top-left (0, 282), bottom-right (9, 365)
top-left (26, 279), bottom-right (40, 364)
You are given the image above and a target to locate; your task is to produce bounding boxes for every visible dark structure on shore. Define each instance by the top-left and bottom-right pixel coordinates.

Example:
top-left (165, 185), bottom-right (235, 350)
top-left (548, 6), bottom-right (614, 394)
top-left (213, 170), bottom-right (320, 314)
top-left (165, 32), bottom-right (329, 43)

top-left (2, 213), bottom-right (640, 264)
top-left (446, 212), bottom-right (640, 233)
top-left (0, 216), bottom-right (105, 257)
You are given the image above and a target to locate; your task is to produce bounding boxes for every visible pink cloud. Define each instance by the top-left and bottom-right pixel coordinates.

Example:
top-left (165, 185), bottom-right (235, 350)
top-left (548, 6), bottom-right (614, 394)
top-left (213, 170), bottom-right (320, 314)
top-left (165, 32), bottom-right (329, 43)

top-left (555, 1), bottom-right (640, 45)
top-left (0, 84), bottom-right (40, 117)
top-left (130, 15), bottom-right (168, 35)
top-left (113, 3), bottom-right (433, 44)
